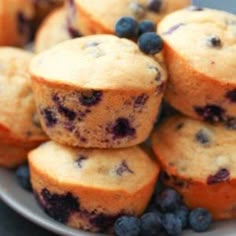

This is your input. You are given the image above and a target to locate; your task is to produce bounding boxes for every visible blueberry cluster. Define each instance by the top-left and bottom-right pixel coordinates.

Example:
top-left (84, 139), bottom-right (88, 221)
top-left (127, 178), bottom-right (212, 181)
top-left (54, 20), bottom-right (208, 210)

top-left (115, 17), bottom-right (163, 55)
top-left (114, 186), bottom-right (212, 236)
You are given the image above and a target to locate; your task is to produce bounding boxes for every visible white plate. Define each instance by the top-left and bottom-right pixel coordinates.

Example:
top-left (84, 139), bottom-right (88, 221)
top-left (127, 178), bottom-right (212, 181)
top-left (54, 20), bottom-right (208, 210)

top-left (0, 167), bottom-right (235, 236)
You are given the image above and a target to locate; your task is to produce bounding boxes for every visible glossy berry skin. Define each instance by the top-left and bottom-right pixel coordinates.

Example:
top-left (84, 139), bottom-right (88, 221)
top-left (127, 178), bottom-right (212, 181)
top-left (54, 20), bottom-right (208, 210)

top-left (162, 213), bottom-right (182, 236)
top-left (140, 212), bottom-right (162, 236)
top-left (155, 188), bottom-right (181, 212)
top-left (15, 164), bottom-right (32, 191)
top-left (138, 32), bottom-right (163, 55)
top-left (138, 20), bottom-right (156, 36)
top-left (174, 205), bottom-right (189, 229)
top-left (114, 216), bottom-right (141, 236)
top-left (115, 17), bottom-right (138, 39)
top-left (189, 208), bottom-right (212, 232)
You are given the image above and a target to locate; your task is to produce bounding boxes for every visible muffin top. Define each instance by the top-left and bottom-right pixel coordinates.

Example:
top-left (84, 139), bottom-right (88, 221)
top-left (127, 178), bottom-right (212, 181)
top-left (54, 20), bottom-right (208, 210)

top-left (35, 7), bottom-right (71, 53)
top-left (30, 35), bottom-right (166, 90)
top-left (29, 141), bottom-right (159, 192)
top-left (158, 8), bottom-right (236, 83)
top-left (75, 0), bottom-right (190, 31)
top-left (0, 47), bottom-right (46, 141)
top-left (152, 115), bottom-right (236, 182)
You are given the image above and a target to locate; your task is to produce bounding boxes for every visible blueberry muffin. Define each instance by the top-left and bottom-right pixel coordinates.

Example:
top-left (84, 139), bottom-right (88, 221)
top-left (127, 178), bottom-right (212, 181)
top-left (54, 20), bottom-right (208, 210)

top-left (0, 47), bottom-right (48, 167)
top-left (69, 0), bottom-right (190, 35)
top-left (152, 115), bottom-right (236, 220)
top-left (0, 0), bottom-right (34, 46)
top-left (35, 7), bottom-right (81, 53)
top-left (29, 141), bottom-right (159, 232)
top-left (33, 0), bottom-right (64, 26)
top-left (30, 35), bottom-right (167, 148)
top-left (158, 8), bottom-right (236, 123)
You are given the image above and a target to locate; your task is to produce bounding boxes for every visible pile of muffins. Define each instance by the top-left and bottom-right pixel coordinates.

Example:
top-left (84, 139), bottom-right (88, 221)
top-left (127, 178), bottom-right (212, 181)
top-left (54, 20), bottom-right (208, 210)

top-left (2, 0), bottom-right (236, 234)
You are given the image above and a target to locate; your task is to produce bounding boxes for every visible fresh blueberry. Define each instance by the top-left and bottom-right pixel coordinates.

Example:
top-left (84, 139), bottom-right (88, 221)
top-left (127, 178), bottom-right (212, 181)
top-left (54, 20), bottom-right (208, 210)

top-left (138, 20), bottom-right (156, 36)
top-left (15, 164), bottom-right (32, 191)
top-left (174, 205), bottom-right (189, 229)
top-left (114, 216), bottom-right (141, 236)
top-left (162, 213), bottom-right (182, 236)
top-left (189, 208), bottom-right (212, 232)
top-left (115, 17), bottom-right (138, 39)
top-left (140, 212), bottom-right (162, 236)
top-left (147, 0), bottom-right (162, 12)
top-left (156, 188), bottom-right (181, 212)
top-left (138, 32), bottom-right (163, 55)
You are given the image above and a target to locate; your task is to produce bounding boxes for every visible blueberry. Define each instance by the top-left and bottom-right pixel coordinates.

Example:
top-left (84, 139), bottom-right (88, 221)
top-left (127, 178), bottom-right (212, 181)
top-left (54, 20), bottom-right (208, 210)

top-left (147, 0), bottom-right (162, 12)
top-left (225, 89), bottom-right (236, 102)
top-left (114, 216), bottom-right (141, 236)
top-left (195, 129), bottom-right (210, 144)
top-left (138, 32), bottom-right (163, 55)
top-left (111, 118), bottom-right (136, 139)
top-left (15, 164), bottom-right (32, 191)
top-left (138, 20), bottom-right (156, 36)
top-left (115, 17), bottom-right (138, 39)
top-left (156, 188), bottom-right (181, 212)
top-left (162, 213), bottom-right (182, 236)
top-left (140, 212), bottom-right (162, 236)
top-left (174, 205), bottom-right (189, 229)
top-left (189, 208), bottom-right (212, 232)
top-left (79, 90), bottom-right (102, 106)
top-left (207, 168), bottom-right (230, 185)
top-left (116, 160), bottom-right (134, 176)
top-left (207, 35), bottom-right (222, 48)
top-left (41, 108), bottom-right (57, 127)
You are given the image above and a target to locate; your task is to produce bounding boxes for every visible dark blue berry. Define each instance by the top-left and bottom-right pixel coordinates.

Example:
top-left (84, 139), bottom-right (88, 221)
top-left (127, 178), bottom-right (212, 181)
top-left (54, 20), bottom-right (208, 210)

top-left (174, 205), bottom-right (189, 229)
top-left (226, 89), bottom-right (236, 102)
top-left (41, 188), bottom-right (79, 223)
top-left (41, 108), bottom-right (57, 127)
top-left (156, 188), bottom-right (181, 212)
top-left (79, 90), bottom-right (102, 106)
top-left (207, 36), bottom-right (222, 48)
top-left (115, 17), bottom-right (138, 39)
top-left (147, 0), bottom-right (162, 12)
top-left (116, 160), bottom-right (134, 176)
top-left (207, 168), bottom-right (230, 185)
top-left (140, 212), bottom-right (162, 236)
top-left (138, 32), bottom-right (163, 55)
top-left (189, 208), bottom-right (212, 232)
top-left (162, 213), bottom-right (182, 236)
top-left (195, 129), bottom-right (210, 144)
top-left (15, 164), bottom-right (32, 191)
top-left (114, 216), bottom-right (141, 236)
top-left (58, 105), bottom-right (76, 121)
top-left (194, 104), bottom-right (225, 122)
top-left (111, 118), bottom-right (136, 139)
top-left (138, 20), bottom-right (156, 36)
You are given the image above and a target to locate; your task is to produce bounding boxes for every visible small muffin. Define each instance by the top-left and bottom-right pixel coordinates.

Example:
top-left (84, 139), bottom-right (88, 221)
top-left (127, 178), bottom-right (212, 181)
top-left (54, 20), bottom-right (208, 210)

top-left (0, 47), bottom-right (48, 168)
top-left (32, 0), bottom-right (64, 25)
top-left (69, 0), bottom-right (190, 35)
top-left (30, 35), bottom-right (166, 148)
top-left (35, 7), bottom-right (81, 53)
top-left (0, 0), bottom-right (34, 46)
top-left (158, 8), bottom-right (236, 123)
top-left (29, 141), bottom-right (159, 232)
top-left (152, 115), bottom-right (236, 220)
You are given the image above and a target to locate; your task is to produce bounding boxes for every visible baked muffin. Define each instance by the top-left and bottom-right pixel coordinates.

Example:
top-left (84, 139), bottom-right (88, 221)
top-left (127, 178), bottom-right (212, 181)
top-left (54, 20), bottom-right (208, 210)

top-left (35, 7), bottom-right (81, 53)
top-left (32, 0), bottom-right (64, 26)
top-left (158, 8), bottom-right (236, 123)
top-left (0, 0), bottom-right (34, 46)
top-left (30, 35), bottom-right (167, 148)
top-left (0, 47), bottom-right (48, 167)
top-left (69, 0), bottom-right (190, 35)
top-left (152, 115), bottom-right (236, 220)
top-left (29, 141), bottom-right (159, 232)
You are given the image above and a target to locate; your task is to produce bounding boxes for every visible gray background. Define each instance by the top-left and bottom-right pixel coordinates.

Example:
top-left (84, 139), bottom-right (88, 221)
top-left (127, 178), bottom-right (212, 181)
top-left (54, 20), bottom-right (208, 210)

top-left (0, 0), bottom-right (235, 235)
